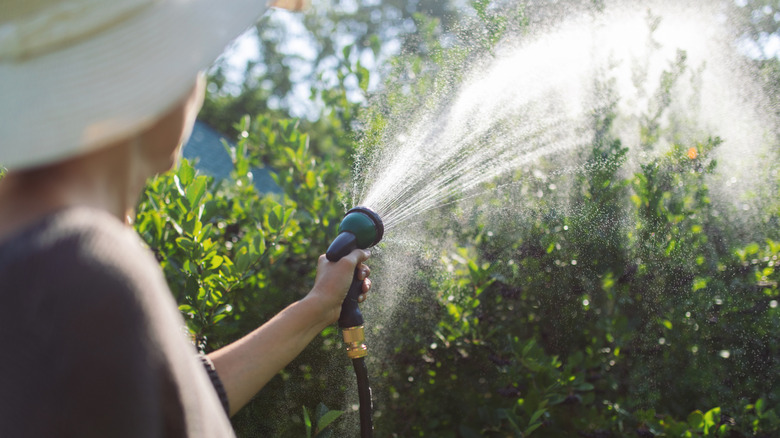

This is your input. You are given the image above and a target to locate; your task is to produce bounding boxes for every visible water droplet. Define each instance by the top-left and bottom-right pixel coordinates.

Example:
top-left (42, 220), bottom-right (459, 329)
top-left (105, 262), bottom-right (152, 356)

top-left (658, 338), bottom-right (666, 345)
top-left (563, 225), bottom-right (568, 231)
top-left (571, 260), bottom-right (577, 265)
top-left (719, 350), bottom-right (730, 359)
top-left (583, 299), bottom-right (590, 306)
top-left (685, 311), bottom-right (691, 318)
top-left (430, 342), bottom-right (438, 350)
top-left (770, 300), bottom-right (778, 309)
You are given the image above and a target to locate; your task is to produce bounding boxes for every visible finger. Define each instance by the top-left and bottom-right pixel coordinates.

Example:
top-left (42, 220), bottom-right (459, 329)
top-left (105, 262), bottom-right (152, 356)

top-left (358, 293), bottom-right (367, 303)
top-left (362, 278), bottom-right (372, 294)
top-left (358, 264), bottom-right (371, 280)
top-left (343, 248), bottom-right (371, 267)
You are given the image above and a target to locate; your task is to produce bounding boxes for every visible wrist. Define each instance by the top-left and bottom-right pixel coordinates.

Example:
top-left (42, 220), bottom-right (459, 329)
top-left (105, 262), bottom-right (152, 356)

top-left (299, 291), bottom-right (339, 332)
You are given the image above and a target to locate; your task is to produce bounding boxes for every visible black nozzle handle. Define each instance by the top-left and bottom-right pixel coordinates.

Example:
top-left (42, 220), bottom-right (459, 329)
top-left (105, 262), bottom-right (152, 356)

top-left (326, 232), bottom-right (357, 262)
top-left (326, 233), bottom-right (364, 328)
top-left (339, 269), bottom-right (364, 328)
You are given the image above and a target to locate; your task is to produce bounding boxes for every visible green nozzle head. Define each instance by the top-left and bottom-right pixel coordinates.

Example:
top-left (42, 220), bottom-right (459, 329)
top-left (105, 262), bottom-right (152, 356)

top-left (326, 206), bottom-right (384, 262)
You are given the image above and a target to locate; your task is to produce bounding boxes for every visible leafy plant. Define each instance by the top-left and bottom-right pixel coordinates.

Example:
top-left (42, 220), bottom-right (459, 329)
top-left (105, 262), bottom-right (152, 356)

top-left (302, 403), bottom-right (344, 438)
top-left (128, 1), bottom-right (780, 436)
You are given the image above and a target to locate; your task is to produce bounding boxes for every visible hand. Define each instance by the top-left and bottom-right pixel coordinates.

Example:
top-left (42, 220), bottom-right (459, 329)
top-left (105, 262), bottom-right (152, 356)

top-left (307, 249), bottom-right (372, 326)
top-left (209, 248), bottom-right (371, 414)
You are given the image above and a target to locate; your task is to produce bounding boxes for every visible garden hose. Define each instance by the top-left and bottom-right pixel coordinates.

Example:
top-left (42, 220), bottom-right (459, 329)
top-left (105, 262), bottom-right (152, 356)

top-left (326, 206), bottom-right (384, 438)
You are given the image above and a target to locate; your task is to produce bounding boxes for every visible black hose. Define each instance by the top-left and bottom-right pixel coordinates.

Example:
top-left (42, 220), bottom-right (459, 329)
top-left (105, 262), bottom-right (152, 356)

top-left (352, 357), bottom-right (373, 438)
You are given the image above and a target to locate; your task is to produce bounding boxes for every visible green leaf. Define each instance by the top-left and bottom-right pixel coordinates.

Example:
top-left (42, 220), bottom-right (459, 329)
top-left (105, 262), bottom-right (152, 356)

top-left (303, 406), bottom-right (312, 438)
top-left (284, 147), bottom-right (298, 165)
top-left (357, 64), bottom-right (370, 93)
top-left (267, 205), bottom-right (282, 233)
top-left (688, 410), bottom-right (704, 429)
top-left (253, 233), bottom-right (266, 256)
top-left (305, 170), bottom-right (316, 189)
top-left (529, 407), bottom-right (546, 424)
top-left (576, 382), bottom-right (595, 391)
top-left (236, 246), bottom-right (251, 273)
top-left (704, 407), bottom-right (721, 434)
top-left (186, 176), bottom-right (207, 208)
top-left (208, 255), bottom-right (223, 270)
top-left (692, 277), bottom-right (708, 292)
top-left (212, 313), bottom-right (228, 324)
top-left (177, 160), bottom-right (195, 186)
top-left (755, 398), bottom-right (765, 416)
top-left (316, 410), bottom-right (343, 431)
top-left (175, 236), bottom-right (197, 252)
top-left (524, 422), bottom-right (543, 436)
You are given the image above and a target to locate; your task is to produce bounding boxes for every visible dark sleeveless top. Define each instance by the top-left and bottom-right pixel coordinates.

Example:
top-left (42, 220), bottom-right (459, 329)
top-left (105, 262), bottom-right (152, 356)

top-left (0, 207), bottom-right (234, 437)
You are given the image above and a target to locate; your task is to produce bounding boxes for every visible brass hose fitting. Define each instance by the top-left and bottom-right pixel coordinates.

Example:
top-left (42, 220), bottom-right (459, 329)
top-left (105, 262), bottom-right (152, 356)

top-left (342, 325), bottom-right (368, 359)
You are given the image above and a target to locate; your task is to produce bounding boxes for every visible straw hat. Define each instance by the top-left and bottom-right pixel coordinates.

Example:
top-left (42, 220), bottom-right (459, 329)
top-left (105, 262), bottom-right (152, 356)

top-left (0, 0), bottom-right (307, 170)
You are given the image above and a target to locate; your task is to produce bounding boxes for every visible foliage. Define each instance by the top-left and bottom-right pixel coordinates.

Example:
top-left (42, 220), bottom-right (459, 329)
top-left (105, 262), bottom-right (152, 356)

top-left (136, 112), bottom-right (352, 435)
top-left (130, 0), bottom-right (780, 436)
top-left (200, 0), bottom-right (461, 139)
top-left (356, 1), bottom-right (780, 437)
top-left (375, 132), bottom-right (779, 436)
top-left (302, 403), bottom-right (343, 438)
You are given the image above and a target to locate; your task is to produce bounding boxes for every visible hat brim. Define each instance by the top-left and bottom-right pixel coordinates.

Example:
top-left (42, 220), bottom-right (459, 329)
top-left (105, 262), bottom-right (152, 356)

top-left (0, 0), bottom-right (270, 170)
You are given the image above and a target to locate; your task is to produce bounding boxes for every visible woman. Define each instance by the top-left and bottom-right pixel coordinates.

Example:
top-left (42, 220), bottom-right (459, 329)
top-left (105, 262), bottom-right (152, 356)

top-left (0, 0), bottom-right (371, 436)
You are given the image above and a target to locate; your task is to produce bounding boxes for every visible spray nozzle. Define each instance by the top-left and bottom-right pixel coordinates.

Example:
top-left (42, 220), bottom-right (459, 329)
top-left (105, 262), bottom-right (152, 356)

top-left (325, 206), bottom-right (383, 331)
top-left (326, 206), bottom-right (384, 262)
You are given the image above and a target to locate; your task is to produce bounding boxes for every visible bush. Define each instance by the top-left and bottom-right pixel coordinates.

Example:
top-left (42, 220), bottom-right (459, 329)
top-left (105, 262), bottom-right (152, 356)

top-left (132, 1), bottom-right (780, 436)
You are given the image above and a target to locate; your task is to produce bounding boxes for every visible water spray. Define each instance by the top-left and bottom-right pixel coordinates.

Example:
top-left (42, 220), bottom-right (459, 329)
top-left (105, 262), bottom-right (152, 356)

top-left (326, 206), bottom-right (383, 438)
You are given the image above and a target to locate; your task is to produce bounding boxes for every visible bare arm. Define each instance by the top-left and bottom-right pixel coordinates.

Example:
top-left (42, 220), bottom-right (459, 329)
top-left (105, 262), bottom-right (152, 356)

top-left (208, 249), bottom-right (371, 416)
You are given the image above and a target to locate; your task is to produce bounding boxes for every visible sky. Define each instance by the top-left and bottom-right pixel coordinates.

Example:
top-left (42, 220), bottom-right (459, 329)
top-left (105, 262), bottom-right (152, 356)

top-left (213, 7), bottom-right (397, 119)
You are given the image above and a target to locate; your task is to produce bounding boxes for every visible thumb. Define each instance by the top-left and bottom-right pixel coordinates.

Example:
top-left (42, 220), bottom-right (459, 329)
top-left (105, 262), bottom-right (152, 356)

top-left (341, 248), bottom-right (370, 268)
